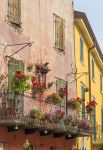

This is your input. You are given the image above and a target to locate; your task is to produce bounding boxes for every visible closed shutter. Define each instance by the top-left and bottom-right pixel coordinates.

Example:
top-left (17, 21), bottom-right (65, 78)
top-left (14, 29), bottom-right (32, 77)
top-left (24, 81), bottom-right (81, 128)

top-left (8, 0), bottom-right (21, 25)
top-left (56, 79), bottom-right (67, 113)
top-left (101, 108), bottom-right (103, 133)
top-left (94, 109), bottom-right (96, 140)
top-left (54, 15), bottom-right (64, 50)
top-left (80, 37), bottom-right (84, 62)
top-left (81, 85), bottom-right (85, 119)
top-left (100, 73), bottom-right (102, 92)
top-left (55, 16), bottom-right (60, 49)
top-left (8, 58), bottom-right (24, 114)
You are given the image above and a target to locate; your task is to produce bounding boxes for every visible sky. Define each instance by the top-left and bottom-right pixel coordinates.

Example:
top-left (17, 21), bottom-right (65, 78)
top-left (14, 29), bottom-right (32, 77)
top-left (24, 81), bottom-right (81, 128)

top-left (74, 0), bottom-right (103, 51)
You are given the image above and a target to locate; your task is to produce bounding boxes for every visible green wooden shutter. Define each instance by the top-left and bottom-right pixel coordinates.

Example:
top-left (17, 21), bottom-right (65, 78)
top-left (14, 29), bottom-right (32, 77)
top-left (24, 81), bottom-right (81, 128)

top-left (92, 59), bottom-right (95, 80)
top-left (80, 37), bottom-right (84, 62)
top-left (93, 109), bottom-right (96, 140)
top-left (101, 108), bottom-right (103, 133)
top-left (100, 73), bottom-right (102, 92)
top-left (56, 79), bottom-right (67, 113)
top-left (81, 85), bottom-right (85, 119)
top-left (8, 58), bottom-right (24, 114)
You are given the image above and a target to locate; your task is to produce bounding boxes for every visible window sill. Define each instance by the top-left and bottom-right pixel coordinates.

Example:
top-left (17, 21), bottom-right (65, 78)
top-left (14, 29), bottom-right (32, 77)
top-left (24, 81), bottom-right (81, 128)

top-left (92, 78), bottom-right (95, 83)
top-left (80, 60), bottom-right (85, 66)
top-left (54, 46), bottom-right (65, 54)
top-left (5, 20), bottom-right (23, 32)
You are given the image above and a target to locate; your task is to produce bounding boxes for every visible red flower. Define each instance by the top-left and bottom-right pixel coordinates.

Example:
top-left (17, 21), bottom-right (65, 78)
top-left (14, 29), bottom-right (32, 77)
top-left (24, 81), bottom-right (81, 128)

top-left (42, 82), bottom-right (46, 88)
top-left (16, 70), bottom-right (21, 74)
top-left (33, 81), bottom-right (38, 86)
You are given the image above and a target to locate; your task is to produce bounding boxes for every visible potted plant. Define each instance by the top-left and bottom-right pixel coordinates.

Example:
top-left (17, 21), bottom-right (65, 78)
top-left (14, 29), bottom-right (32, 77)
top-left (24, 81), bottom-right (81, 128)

top-left (58, 87), bottom-right (68, 98)
top-left (11, 70), bottom-right (30, 94)
top-left (45, 93), bottom-right (62, 104)
top-left (86, 100), bottom-right (97, 114)
top-left (43, 110), bottom-right (65, 123)
top-left (64, 115), bottom-right (73, 125)
top-left (36, 63), bottom-right (50, 74)
top-left (29, 108), bottom-right (42, 119)
top-left (78, 118), bottom-right (92, 131)
top-left (52, 110), bottom-right (65, 123)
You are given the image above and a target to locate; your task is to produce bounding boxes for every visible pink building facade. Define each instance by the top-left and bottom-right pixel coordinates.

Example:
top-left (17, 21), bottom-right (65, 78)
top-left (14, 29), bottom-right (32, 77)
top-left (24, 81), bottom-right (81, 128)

top-left (0, 0), bottom-right (81, 150)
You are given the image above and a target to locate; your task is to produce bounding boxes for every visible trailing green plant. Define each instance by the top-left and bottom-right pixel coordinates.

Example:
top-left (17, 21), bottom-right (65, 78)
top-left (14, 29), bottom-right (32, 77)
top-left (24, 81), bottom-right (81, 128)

top-left (11, 70), bottom-right (30, 94)
top-left (64, 115), bottom-right (73, 125)
top-left (29, 108), bottom-right (42, 119)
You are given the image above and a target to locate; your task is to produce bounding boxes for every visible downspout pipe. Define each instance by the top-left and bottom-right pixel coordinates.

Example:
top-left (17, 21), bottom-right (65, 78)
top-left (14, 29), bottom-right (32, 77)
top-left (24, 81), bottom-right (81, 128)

top-left (88, 45), bottom-right (95, 101)
top-left (88, 45), bottom-right (95, 150)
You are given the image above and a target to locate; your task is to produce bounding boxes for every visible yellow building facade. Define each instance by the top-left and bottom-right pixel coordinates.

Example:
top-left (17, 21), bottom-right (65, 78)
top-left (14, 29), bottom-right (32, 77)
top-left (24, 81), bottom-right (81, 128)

top-left (74, 11), bottom-right (103, 150)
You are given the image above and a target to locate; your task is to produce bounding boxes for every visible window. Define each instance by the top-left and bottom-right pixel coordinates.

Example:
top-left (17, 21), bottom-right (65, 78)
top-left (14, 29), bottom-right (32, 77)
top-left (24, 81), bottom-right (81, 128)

top-left (0, 142), bottom-right (4, 150)
top-left (80, 37), bottom-right (84, 63)
top-left (54, 14), bottom-right (65, 50)
top-left (100, 73), bottom-right (102, 92)
top-left (7, 0), bottom-right (21, 26)
top-left (56, 79), bottom-right (67, 113)
top-left (92, 58), bottom-right (95, 80)
top-left (81, 84), bottom-right (85, 119)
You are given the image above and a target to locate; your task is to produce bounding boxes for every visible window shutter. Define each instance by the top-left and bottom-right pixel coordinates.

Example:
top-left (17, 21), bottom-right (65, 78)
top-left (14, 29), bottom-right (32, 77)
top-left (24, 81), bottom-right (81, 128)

top-left (101, 108), bottom-right (103, 133)
top-left (80, 37), bottom-right (83, 62)
top-left (92, 59), bottom-right (94, 80)
top-left (8, 58), bottom-right (24, 114)
top-left (93, 109), bottom-right (96, 140)
top-left (8, 0), bottom-right (21, 25)
top-left (63, 20), bottom-right (65, 50)
top-left (54, 15), bottom-right (64, 50)
top-left (100, 73), bottom-right (102, 92)
top-left (56, 79), bottom-right (67, 113)
top-left (81, 85), bottom-right (85, 119)
top-left (55, 16), bottom-right (60, 49)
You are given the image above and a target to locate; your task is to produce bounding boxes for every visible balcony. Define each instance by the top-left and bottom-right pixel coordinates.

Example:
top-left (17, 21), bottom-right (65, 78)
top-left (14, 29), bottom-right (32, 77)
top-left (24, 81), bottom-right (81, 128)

top-left (92, 124), bottom-right (103, 145)
top-left (0, 91), bottom-right (92, 138)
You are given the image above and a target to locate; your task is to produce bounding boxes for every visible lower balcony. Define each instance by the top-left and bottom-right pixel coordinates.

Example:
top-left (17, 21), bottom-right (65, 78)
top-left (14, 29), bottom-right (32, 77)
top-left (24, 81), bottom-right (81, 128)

top-left (92, 125), bottom-right (103, 145)
top-left (0, 92), bottom-right (92, 138)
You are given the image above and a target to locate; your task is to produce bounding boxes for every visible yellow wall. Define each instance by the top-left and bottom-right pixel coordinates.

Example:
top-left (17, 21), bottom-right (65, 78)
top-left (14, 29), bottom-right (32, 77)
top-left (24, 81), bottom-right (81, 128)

top-left (74, 23), bottom-right (103, 150)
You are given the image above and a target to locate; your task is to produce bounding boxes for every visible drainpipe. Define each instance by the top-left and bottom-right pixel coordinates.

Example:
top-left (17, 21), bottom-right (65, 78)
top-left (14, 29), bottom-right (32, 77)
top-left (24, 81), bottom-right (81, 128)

top-left (88, 45), bottom-right (95, 150)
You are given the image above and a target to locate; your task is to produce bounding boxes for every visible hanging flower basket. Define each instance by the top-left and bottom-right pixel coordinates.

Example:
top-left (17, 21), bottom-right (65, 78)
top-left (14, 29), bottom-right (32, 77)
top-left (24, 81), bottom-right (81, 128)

top-left (11, 70), bottom-right (30, 94)
top-left (67, 97), bottom-right (83, 110)
top-left (86, 100), bottom-right (97, 114)
top-left (58, 87), bottom-right (68, 98)
top-left (36, 63), bottom-right (50, 74)
top-left (45, 93), bottom-right (62, 104)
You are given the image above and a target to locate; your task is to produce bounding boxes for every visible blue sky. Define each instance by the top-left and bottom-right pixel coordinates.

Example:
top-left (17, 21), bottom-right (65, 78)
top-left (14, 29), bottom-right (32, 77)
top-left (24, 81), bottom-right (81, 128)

top-left (74, 0), bottom-right (103, 51)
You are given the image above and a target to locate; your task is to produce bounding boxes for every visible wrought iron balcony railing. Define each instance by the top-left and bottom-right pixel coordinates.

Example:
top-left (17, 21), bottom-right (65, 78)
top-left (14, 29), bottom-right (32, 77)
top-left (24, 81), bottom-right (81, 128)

top-left (0, 91), bottom-right (92, 137)
top-left (92, 124), bottom-right (103, 144)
